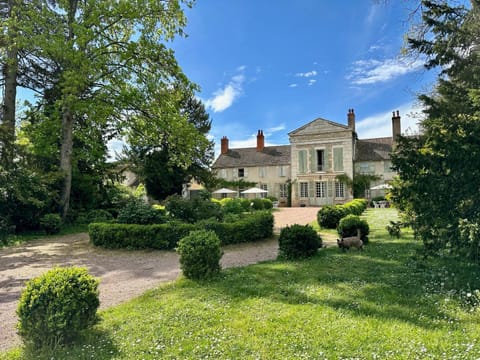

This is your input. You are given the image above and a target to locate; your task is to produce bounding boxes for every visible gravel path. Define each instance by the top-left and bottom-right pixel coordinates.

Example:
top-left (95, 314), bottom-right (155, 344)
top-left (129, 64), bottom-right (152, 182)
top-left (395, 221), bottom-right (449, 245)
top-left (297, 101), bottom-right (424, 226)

top-left (0, 207), bottom-right (322, 351)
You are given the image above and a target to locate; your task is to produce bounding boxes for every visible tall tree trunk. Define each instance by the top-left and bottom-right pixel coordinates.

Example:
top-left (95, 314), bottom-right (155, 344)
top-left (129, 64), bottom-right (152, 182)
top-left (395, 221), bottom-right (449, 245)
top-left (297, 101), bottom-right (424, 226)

top-left (58, 0), bottom-right (78, 219)
top-left (0, 0), bottom-right (18, 169)
top-left (59, 107), bottom-right (74, 219)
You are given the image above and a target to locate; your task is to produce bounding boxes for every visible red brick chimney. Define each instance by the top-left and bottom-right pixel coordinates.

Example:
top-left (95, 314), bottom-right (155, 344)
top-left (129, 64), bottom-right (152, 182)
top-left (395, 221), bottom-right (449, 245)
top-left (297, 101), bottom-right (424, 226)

top-left (220, 136), bottom-right (229, 154)
top-left (256, 130), bottom-right (265, 152)
top-left (347, 108), bottom-right (355, 131)
top-left (392, 110), bottom-right (401, 140)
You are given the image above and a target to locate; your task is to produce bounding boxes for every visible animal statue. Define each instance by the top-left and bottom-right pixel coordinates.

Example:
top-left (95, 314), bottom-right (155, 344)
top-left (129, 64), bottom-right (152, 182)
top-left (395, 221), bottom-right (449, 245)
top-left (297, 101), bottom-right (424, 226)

top-left (337, 228), bottom-right (363, 251)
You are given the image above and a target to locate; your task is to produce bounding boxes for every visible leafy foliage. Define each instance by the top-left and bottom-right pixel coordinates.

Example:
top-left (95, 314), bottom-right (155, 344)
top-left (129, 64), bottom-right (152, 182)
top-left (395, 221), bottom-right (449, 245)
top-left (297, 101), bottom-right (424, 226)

top-left (165, 195), bottom-right (222, 224)
top-left (337, 214), bottom-right (370, 244)
top-left (177, 230), bottom-right (222, 280)
top-left (278, 224), bottom-right (322, 259)
top-left (392, 0), bottom-right (480, 259)
top-left (17, 267), bottom-right (99, 349)
top-left (39, 214), bottom-right (62, 235)
top-left (117, 199), bottom-right (165, 225)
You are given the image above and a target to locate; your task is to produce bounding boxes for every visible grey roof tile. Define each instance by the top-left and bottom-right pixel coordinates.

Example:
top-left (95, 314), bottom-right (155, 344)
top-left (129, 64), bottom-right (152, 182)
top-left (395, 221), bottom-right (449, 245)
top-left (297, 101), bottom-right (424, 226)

top-left (212, 145), bottom-right (291, 168)
top-left (356, 137), bottom-right (393, 161)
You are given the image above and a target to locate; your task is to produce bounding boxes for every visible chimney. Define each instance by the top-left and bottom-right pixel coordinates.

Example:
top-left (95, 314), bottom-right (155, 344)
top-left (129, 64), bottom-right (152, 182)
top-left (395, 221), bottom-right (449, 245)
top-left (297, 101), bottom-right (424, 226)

top-left (347, 108), bottom-right (355, 131)
top-left (220, 136), bottom-right (229, 154)
top-left (392, 110), bottom-right (401, 141)
top-left (256, 130), bottom-right (265, 152)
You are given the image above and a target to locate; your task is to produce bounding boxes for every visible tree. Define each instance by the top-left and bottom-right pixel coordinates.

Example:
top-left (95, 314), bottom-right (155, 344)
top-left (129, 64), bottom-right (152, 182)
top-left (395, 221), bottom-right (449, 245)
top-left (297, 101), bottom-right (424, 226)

top-left (127, 93), bottom-right (214, 201)
top-left (391, 0), bottom-right (480, 258)
top-left (6, 0), bottom-right (199, 220)
top-left (0, 0), bottom-right (19, 168)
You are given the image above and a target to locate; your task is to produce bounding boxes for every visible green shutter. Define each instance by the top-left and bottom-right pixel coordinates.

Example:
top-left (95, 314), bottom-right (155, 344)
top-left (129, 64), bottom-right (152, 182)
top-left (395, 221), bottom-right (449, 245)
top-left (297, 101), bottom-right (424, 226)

top-left (327, 181), bottom-right (333, 198)
top-left (333, 147), bottom-right (344, 171)
top-left (324, 148), bottom-right (330, 172)
top-left (310, 148), bottom-right (316, 173)
top-left (298, 150), bottom-right (306, 174)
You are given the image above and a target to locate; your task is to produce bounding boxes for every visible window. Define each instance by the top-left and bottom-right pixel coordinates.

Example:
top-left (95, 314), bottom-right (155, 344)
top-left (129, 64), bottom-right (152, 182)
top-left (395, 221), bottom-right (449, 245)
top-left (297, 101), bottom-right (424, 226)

top-left (384, 160), bottom-right (392, 172)
top-left (315, 181), bottom-right (327, 198)
top-left (260, 184), bottom-right (268, 198)
top-left (316, 149), bottom-right (325, 171)
top-left (238, 168), bottom-right (245, 177)
top-left (298, 150), bottom-right (307, 174)
top-left (333, 147), bottom-right (344, 171)
top-left (279, 183), bottom-right (287, 198)
top-left (278, 165), bottom-right (287, 177)
top-left (356, 163), bottom-right (375, 175)
top-left (300, 182), bottom-right (309, 198)
top-left (335, 182), bottom-right (345, 198)
top-left (259, 167), bottom-right (267, 178)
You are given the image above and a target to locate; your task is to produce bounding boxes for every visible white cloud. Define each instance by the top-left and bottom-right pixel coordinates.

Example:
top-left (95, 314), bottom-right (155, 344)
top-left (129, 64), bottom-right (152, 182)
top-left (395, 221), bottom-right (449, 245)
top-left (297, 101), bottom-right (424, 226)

top-left (296, 70), bottom-right (317, 78)
top-left (266, 124), bottom-right (286, 134)
top-left (204, 67), bottom-right (246, 113)
top-left (308, 79), bottom-right (317, 86)
top-left (347, 57), bottom-right (424, 85)
top-left (289, 83), bottom-right (298, 88)
top-left (356, 101), bottom-right (425, 139)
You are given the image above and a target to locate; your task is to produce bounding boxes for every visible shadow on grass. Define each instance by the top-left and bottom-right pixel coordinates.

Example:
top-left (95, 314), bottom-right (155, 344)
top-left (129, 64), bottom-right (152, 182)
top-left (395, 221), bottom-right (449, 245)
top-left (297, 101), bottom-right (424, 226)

top-left (196, 239), bottom-right (479, 331)
top-left (8, 328), bottom-right (119, 360)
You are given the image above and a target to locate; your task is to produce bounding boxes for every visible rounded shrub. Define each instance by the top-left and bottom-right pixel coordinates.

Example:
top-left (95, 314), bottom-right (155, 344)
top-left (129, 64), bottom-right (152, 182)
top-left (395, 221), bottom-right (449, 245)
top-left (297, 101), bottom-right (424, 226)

top-left (39, 213), bottom-right (62, 235)
top-left (240, 198), bottom-right (252, 211)
top-left (317, 205), bottom-right (347, 229)
top-left (85, 209), bottom-right (114, 223)
top-left (17, 267), bottom-right (100, 349)
top-left (262, 198), bottom-right (273, 210)
top-left (221, 198), bottom-right (244, 214)
top-left (337, 214), bottom-right (370, 243)
top-left (278, 224), bottom-right (322, 259)
top-left (177, 230), bottom-right (223, 280)
top-left (117, 199), bottom-right (165, 224)
top-left (250, 198), bottom-right (264, 210)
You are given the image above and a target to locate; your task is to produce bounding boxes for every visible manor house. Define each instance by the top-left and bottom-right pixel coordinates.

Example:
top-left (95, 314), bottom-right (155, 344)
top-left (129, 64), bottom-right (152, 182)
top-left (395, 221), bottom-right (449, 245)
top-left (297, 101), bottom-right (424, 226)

top-left (212, 109), bottom-right (401, 206)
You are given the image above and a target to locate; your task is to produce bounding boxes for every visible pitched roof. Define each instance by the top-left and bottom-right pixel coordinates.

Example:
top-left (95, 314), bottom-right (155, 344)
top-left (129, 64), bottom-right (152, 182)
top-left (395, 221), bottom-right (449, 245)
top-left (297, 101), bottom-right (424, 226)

top-left (212, 145), bottom-right (291, 169)
top-left (356, 137), bottom-right (393, 161)
top-left (288, 117), bottom-right (350, 136)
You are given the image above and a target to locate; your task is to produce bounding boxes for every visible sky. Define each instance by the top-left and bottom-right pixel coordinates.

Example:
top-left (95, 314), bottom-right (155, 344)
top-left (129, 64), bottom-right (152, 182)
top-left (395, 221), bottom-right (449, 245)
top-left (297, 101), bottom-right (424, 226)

top-left (171, 0), bottom-right (437, 156)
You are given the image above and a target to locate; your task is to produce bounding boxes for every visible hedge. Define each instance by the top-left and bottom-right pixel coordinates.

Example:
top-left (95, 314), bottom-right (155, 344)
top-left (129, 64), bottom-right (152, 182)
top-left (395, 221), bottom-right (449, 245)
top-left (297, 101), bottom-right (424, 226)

top-left (89, 212), bottom-right (274, 249)
top-left (317, 199), bottom-right (368, 229)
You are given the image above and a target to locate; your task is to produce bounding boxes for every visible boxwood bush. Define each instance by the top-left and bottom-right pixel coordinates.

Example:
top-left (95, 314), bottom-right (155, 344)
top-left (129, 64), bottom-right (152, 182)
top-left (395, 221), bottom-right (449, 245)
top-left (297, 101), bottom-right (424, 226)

top-left (17, 267), bottom-right (99, 349)
top-left (117, 199), bottom-right (165, 225)
top-left (177, 230), bottom-right (222, 280)
top-left (317, 199), bottom-right (368, 229)
top-left (278, 224), bottom-right (322, 259)
top-left (39, 213), bottom-right (62, 235)
top-left (337, 214), bottom-right (370, 243)
top-left (89, 212), bottom-right (274, 249)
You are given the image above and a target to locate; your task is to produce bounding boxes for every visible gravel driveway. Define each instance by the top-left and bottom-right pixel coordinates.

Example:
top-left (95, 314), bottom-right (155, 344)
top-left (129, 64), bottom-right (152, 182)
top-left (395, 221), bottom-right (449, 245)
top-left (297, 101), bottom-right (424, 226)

top-left (0, 207), bottom-right (320, 351)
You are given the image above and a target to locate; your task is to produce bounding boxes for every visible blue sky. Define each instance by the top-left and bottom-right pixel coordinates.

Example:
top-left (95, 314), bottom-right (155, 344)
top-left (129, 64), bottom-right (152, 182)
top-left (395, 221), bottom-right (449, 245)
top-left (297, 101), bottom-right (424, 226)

top-left (172, 0), bottom-right (437, 156)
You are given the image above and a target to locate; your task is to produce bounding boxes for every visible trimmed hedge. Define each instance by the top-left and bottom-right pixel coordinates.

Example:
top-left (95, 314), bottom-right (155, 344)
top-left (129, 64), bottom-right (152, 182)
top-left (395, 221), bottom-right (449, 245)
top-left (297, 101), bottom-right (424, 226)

top-left (278, 224), bottom-right (322, 259)
top-left (177, 230), bottom-right (222, 280)
top-left (89, 212), bottom-right (274, 249)
top-left (198, 211), bottom-right (274, 245)
top-left (337, 214), bottom-right (370, 243)
top-left (17, 267), bottom-right (99, 349)
top-left (317, 199), bottom-right (368, 229)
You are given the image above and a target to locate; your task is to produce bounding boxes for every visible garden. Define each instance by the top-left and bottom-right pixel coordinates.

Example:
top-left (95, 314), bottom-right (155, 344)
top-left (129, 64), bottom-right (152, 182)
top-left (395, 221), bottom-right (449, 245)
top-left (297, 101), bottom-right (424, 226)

top-left (3, 207), bottom-right (480, 359)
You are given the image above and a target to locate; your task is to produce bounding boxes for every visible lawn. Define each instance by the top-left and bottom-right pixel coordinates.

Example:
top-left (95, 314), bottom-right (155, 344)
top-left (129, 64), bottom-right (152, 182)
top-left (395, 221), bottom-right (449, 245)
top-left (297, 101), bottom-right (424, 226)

top-left (3, 208), bottom-right (480, 359)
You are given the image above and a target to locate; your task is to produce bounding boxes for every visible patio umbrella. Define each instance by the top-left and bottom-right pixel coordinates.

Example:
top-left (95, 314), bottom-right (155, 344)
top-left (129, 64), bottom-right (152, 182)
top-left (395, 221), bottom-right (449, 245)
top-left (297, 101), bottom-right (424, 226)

top-left (212, 188), bottom-right (237, 194)
top-left (241, 187), bottom-right (268, 194)
top-left (370, 183), bottom-right (392, 190)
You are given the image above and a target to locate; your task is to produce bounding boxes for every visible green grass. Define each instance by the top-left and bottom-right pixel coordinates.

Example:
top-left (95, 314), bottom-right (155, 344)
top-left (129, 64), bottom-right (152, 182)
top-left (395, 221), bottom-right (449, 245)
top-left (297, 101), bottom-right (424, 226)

top-left (3, 208), bottom-right (480, 359)
top-left (0, 223), bottom-right (88, 249)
